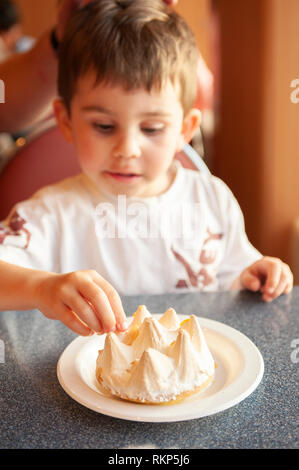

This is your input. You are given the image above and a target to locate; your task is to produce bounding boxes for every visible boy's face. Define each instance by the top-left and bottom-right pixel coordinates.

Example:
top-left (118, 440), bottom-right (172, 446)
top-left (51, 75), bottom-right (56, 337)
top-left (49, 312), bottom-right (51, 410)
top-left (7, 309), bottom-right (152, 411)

top-left (54, 72), bottom-right (200, 198)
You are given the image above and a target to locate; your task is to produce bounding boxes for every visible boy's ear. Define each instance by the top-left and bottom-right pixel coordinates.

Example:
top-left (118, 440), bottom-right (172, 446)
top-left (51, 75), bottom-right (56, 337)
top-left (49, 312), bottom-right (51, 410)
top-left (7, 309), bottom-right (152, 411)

top-left (53, 98), bottom-right (73, 143)
top-left (177, 108), bottom-right (201, 151)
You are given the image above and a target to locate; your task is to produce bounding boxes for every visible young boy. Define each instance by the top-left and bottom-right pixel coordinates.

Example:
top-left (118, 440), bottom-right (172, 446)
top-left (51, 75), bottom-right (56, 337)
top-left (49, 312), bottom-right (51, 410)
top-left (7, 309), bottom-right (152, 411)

top-left (0, 0), bottom-right (293, 337)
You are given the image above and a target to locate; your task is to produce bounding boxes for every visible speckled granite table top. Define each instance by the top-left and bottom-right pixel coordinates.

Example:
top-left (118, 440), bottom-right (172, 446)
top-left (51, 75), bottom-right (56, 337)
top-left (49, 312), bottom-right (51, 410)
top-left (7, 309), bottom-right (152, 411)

top-left (0, 288), bottom-right (298, 449)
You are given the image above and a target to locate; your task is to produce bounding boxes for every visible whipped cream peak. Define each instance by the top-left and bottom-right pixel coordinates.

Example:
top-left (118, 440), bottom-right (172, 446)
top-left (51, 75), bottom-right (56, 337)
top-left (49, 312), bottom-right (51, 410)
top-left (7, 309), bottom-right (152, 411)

top-left (159, 307), bottom-right (180, 329)
top-left (128, 348), bottom-right (175, 397)
top-left (122, 304), bottom-right (152, 345)
top-left (132, 317), bottom-right (178, 360)
top-left (169, 329), bottom-right (206, 381)
top-left (180, 314), bottom-right (202, 351)
top-left (97, 332), bottom-right (132, 376)
top-left (169, 329), bottom-right (193, 364)
top-left (131, 305), bottom-right (152, 327)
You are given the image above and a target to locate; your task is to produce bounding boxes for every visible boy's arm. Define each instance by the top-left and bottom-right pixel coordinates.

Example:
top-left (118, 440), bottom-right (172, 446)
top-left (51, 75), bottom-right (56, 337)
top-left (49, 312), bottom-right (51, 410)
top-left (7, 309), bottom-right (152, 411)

top-left (0, 260), bottom-right (127, 336)
top-left (0, 186), bottom-right (127, 336)
top-left (0, 260), bottom-right (48, 311)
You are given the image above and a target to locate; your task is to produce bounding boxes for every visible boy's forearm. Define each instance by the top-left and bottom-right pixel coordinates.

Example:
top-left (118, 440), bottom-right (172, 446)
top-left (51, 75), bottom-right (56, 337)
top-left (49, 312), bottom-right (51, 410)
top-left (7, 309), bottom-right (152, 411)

top-left (0, 261), bottom-right (49, 311)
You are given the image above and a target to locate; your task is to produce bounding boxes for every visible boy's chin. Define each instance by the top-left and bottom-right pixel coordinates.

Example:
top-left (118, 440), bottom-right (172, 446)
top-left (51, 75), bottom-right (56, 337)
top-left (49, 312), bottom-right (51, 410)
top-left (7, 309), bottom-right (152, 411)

top-left (85, 167), bottom-right (175, 198)
top-left (86, 173), bottom-right (143, 198)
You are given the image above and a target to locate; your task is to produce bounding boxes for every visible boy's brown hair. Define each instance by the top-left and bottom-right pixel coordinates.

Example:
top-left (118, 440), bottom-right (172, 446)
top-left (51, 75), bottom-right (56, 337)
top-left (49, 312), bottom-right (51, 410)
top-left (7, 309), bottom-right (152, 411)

top-left (58, 0), bottom-right (199, 115)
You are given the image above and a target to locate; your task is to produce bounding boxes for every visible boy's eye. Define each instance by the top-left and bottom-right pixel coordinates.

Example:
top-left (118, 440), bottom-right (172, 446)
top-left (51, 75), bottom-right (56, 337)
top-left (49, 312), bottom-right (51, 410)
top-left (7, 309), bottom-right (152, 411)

top-left (141, 126), bottom-right (164, 134)
top-left (93, 123), bottom-right (115, 133)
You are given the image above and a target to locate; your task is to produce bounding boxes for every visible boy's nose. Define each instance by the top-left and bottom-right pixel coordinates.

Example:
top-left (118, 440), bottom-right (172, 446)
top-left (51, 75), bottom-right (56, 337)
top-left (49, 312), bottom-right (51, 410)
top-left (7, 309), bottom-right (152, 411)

top-left (112, 132), bottom-right (141, 159)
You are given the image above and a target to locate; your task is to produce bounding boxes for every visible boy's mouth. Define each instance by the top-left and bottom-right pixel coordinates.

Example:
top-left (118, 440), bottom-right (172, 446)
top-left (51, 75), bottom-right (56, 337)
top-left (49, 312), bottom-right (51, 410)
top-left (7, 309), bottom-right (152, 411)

top-left (104, 170), bottom-right (142, 183)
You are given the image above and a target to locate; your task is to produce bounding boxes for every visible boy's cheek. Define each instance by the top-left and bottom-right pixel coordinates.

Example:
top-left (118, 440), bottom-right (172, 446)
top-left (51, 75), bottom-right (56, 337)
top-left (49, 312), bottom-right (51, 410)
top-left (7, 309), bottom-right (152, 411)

top-left (77, 152), bottom-right (99, 174)
top-left (72, 132), bottom-right (97, 163)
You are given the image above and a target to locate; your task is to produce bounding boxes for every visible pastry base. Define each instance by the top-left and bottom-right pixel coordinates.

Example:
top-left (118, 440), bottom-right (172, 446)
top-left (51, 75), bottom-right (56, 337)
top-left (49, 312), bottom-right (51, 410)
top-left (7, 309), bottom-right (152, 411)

top-left (96, 367), bottom-right (214, 406)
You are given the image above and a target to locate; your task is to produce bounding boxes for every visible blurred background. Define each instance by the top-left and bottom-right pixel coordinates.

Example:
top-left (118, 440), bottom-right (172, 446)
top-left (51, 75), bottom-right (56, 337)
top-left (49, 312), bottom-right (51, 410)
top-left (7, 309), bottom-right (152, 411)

top-left (1, 0), bottom-right (299, 283)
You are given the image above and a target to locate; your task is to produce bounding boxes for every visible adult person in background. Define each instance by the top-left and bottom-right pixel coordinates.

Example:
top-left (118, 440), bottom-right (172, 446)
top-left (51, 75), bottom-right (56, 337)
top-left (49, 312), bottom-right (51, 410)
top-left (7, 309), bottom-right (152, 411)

top-left (0, 0), bottom-right (21, 62)
top-left (0, 0), bottom-right (179, 133)
top-left (0, 0), bottom-right (35, 167)
top-left (0, 1), bottom-right (22, 162)
top-left (0, 0), bottom-right (35, 61)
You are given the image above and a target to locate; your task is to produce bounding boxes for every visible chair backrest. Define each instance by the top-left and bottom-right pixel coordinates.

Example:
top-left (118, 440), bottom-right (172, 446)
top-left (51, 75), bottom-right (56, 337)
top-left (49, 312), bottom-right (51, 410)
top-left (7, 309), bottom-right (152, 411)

top-left (0, 120), bottom-right (80, 220)
top-left (0, 120), bottom-right (210, 220)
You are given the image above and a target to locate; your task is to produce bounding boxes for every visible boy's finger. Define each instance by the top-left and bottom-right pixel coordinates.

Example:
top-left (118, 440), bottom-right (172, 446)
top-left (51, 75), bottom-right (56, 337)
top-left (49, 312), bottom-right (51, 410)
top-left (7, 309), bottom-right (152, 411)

top-left (60, 304), bottom-right (94, 336)
top-left (274, 279), bottom-right (289, 299)
top-left (91, 273), bottom-right (127, 331)
top-left (263, 272), bottom-right (288, 302)
top-left (104, 288), bottom-right (127, 331)
top-left (262, 260), bottom-right (282, 294)
top-left (264, 264), bottom-right (293, 301)
top-left (240, 269), bottom-right (261, 291)
top-left (64, 291), bottom-right (103, 333)
top-left (79, 280), bottom-right (117, 332)
top-left (283, 264), bottom-right (294, 292)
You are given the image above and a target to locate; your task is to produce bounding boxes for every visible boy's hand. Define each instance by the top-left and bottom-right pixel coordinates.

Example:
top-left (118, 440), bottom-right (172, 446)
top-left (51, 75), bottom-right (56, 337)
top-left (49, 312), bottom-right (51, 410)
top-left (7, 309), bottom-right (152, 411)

top-left (36, 269), bottom-right (127, 336)
top-left (237, 256), bottom-right (293, 302)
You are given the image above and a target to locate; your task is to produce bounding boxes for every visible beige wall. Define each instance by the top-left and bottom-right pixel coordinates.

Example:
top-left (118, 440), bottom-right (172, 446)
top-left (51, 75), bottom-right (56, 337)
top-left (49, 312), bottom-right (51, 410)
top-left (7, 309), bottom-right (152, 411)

top-left (213, 0), bottom-right (299, 282)
top-left (175, 0), bottom-right (212, 67)
top-left (261, 0), bottom-right (299, 279)
top-left (14, 0), bottom-right (57, 38)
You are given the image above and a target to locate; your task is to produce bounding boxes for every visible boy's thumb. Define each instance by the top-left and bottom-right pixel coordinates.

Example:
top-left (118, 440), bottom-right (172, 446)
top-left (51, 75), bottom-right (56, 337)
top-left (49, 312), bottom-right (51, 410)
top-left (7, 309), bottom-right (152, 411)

top-left (241, 270), bottom-right (261, 291)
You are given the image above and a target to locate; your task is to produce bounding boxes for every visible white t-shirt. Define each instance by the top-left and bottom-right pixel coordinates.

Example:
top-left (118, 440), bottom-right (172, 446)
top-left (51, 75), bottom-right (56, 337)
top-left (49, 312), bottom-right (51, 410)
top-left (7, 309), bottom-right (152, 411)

top-left (0, 162), bottom-right (262, 295)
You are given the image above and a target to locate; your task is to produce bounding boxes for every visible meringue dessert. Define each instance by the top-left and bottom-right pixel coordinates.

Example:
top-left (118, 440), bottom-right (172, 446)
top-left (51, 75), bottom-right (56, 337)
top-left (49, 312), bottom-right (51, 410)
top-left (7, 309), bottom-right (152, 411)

top-left (96, 305), bottom-right (215, 404)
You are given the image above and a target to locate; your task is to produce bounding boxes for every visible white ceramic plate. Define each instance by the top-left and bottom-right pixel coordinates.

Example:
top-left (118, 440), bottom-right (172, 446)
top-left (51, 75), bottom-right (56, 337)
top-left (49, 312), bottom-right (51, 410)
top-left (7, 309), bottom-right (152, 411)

top-left (57, 315), bottom-right (264, 422)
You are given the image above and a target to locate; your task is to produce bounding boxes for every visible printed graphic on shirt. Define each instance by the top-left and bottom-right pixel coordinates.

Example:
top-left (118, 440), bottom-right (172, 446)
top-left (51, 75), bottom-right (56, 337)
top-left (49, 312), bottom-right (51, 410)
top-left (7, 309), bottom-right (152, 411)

top-left (0, 210), bottom-right (31, 248)
top-left (173, 227), bottom-right (223, 289)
